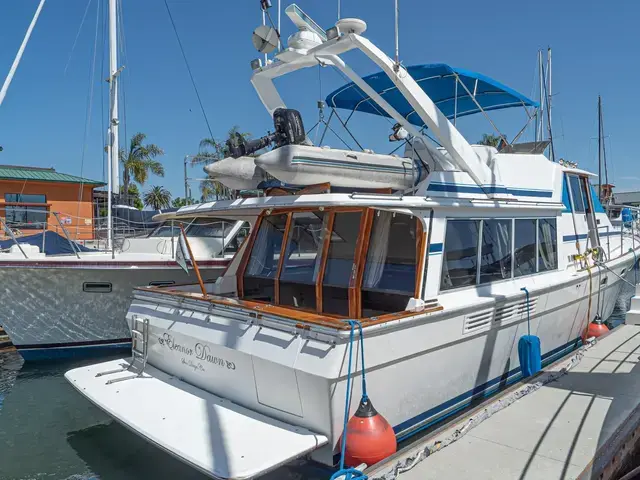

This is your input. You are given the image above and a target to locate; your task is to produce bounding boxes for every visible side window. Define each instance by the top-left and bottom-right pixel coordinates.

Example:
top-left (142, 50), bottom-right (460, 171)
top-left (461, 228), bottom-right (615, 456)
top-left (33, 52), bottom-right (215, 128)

top-left (538, 219), bottom-right (558, 272)
top-left (568, 175), bottom-right (586, 213)
top-left (362, 211), bottom-right (418, 316)
top-left (186, 218), bottom-right (231, 238)
top-left (322, 211), bottom-right (363, 316)
top-left (243, 214), bottom-right (288, 302)
top-left (514, 219), bottom-right (537, 277)
top-left (223, 224), bottom-right (250, 255)
top-left (479, 219), bottom-right (512, 284)
top-left (441, 220), bottom-right (480, 290)
top-left (580, 177), bottom-right (592, 214)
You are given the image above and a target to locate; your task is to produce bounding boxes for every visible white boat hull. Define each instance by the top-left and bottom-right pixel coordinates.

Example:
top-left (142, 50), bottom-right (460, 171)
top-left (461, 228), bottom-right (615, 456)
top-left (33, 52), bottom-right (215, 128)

top-left (0, 261), bottom-right (226, 360)
top-left (65, 248), bottom-right (636, 475)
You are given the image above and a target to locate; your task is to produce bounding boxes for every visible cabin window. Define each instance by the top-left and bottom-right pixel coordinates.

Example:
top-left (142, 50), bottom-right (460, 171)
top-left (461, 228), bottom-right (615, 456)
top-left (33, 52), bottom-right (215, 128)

top-left (186, 218), bottom-right (233, 238)
top-left (322, 211), bottom-right (362, 315)
top-left (4, 193), bottom-right (48, 229)
top-left (362, 211), bottom-right (418, 316)
top-left (479, 219), bottom-right (512, 284)
top-left (514, 219), bottom-right (537, 277)
top-left (441, 220), bottom-right (480, 290)
top-left (538, 218), bottom-right (558, 272)
top-left (568, 175), bottom-right (586, 213)
top-left (224, 224), bottom-right (250, 255)
top-left (242, 214), bottom-right (288, 302)
top-left (148, 221), bottom-right (184, 238)
top-left (279, 211), bottom-right (327, 310)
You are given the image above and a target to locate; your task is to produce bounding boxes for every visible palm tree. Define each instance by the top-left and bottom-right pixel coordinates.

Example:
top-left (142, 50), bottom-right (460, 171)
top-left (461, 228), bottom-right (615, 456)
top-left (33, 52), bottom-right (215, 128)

top-left (143, 186), bottom-right (172, 210)
top-left (478, 133), bottom-right (502, 147)
top-left (120, 132), bottom-right (165, 206)
top-left (171, 197), bottom-right (196, 208)
top-left (192, 126), bottom-right (252, 201)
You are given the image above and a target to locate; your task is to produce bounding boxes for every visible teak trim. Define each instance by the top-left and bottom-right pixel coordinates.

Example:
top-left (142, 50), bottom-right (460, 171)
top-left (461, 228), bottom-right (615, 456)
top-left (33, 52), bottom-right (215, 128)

top-left (274, 213), bottom-right (293, 305)
top-left (137, 285), bottom-right (444, 330)
top-left (315, 212), bottom-right (335, 313)
top-left (236, 215), bottom-right (263, 297)
top-left (350, 209), bottom-right (374, 318)
top-left (237, 206), bottom-right (428, 319)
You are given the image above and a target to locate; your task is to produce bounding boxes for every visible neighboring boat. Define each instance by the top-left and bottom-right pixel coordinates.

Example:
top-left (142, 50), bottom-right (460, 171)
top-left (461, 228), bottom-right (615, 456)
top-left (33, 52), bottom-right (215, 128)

top-left (66, 5), bottom-right (640, 479)
top-left (0, 2), bottom-right (251, 361)
top-left (0, 214), bottom-right (249, 360)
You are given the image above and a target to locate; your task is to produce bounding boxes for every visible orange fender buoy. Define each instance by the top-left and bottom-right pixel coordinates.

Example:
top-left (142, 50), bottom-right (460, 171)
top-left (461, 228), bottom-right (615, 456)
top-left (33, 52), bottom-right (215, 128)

top-left (343, 398), bottom-right (397, 468)
top-left (583, 320), bottom-right (609, 340)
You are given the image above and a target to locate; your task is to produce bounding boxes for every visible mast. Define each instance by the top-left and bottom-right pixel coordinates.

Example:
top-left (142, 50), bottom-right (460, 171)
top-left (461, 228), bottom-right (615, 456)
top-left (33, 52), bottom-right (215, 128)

top-left (107, 0), bottom-right (120, 251)
top-left (598, 95), bottom-right (603, 202)
top-left (0, 0), bottom-right (46, 108)
top-left (546, 47), bottom-right (554, 162)
top-left (537, 49), bottom-right (544, 143)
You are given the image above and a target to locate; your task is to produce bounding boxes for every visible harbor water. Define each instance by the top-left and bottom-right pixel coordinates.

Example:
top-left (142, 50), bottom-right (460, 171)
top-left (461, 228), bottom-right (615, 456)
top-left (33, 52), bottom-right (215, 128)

top-left (0, 283), bottom-right (634, 480)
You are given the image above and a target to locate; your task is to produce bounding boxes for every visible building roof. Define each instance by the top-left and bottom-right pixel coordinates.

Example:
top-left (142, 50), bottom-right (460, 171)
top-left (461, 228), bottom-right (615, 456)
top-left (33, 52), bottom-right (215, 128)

top-left (0, 165), bottom-right (105, 186)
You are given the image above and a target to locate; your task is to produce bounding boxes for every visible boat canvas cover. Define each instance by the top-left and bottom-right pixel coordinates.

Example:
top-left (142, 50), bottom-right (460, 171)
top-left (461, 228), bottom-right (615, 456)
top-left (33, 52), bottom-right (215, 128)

top-left (65, 359), bottom-right (328, 479)
top-left (326, 63), bottom-right (538, 127)
top-left (0, 231), bottom-right (93, 255)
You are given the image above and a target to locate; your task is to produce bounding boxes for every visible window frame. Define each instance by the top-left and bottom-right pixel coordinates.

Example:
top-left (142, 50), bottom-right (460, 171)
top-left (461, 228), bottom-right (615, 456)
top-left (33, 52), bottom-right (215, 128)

top-left (236, 207), bottom-right (427, 319)
top-left (3, 193), bottom-right (50, 230)
top-left (439, 216), bottom-right (559, 293)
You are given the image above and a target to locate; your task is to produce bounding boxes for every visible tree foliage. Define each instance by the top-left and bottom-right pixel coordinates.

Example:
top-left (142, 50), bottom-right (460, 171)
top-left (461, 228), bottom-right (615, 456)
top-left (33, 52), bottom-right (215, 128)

top-left (191, 126), bottom-right (252, 201)
top-left (171, 197), bottom-right (196, 208)
top-left (478, 133), bottom-right (502, 147)
top-left (120, 132), bottom-right (165, 206)
top-left (119, 184), bottom-right (143, 210)
top-left (143, 185), bottom-right (172, 210)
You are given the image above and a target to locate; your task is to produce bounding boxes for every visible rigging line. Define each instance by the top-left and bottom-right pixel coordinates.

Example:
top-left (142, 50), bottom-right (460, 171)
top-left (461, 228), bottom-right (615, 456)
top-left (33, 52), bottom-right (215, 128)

top-left (63, 0), bottom-right (94, 76)
top-left (163, 0), bottom-right (214, 140)
top-left (100, 0), bottom-right (107, 183)
top-left (76, 0), bottom-right (101, 237)
top-left (601, 101), bottom-right (609, 185)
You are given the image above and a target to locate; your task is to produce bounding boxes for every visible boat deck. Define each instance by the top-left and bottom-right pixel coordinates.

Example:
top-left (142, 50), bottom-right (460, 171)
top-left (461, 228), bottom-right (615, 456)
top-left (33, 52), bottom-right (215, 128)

top-left (367, 325), bottom-right (640, 480)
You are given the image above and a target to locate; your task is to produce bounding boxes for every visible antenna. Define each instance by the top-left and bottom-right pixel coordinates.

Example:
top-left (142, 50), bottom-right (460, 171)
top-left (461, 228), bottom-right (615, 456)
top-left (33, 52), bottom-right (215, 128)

top-left (545, 47), bottom-right (554, 162)
top-left (338, 0), bottom-right (341, 21)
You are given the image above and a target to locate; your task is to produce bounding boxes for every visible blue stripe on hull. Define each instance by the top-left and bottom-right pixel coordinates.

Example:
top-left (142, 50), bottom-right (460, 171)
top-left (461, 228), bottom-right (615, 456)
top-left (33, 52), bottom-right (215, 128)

top-left (393, 337), bottom-right (581, 442)
top-left (18, 341), bottom-right (131, 362)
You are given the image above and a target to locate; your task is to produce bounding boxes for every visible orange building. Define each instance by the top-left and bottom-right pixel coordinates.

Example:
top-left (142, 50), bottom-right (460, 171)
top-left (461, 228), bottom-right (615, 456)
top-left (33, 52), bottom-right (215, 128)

top-left (0, 165), bottom-right (105, 241)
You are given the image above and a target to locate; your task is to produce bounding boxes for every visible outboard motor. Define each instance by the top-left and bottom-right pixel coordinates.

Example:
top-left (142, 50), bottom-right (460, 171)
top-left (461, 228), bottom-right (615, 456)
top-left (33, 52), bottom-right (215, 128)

top-left (227, 108), bottom-right (306, 158)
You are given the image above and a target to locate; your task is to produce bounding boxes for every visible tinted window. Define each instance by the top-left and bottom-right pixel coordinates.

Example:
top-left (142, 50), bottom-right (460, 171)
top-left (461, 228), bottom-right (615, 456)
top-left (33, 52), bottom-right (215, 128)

top-left (514, 219), bottom-right (537, 277)
top-left (186, 218), bottom-right (233, 238)
top-left (323, 212), bottom-right (362, 287)
top-left (538, 218), bottom-right (558, 272)
top-left (224, 224), bottom-right (250, 255)
top-left (323, 211), bottom-right (362, 315)
top-left (580, 178), bottom-right (592, 213)
top-left (5, 193), bottom-right (46, 203)
top-left (243, 214), bottom-right (288, 302)
top-left (279, 212), bottom-right (327, 310)
top-left (568, 175), bottom-right (586, 213)
top-left (479, 219), bottom-right (512, 284)
top-left (362, 211), bottom-right (419, 315)
top-left (148, 222), bottom-right (182, 238)
top-left (441, 220), bottom-right (480, 290)
top-left (5, 205), bottom-right (48, 229)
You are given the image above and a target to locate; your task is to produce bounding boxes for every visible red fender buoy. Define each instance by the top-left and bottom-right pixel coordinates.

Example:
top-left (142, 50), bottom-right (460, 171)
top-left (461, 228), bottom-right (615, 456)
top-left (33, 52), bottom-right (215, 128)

top-left (342, 398), bottom-right (397, 468)
top-left (583, 319), bottom-right (609, 340)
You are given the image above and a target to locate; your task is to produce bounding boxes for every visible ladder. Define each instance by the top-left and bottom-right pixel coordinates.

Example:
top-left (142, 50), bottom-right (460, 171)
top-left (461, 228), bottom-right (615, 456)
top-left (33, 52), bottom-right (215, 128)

top-left (95, 315), bottom-right (150, 384)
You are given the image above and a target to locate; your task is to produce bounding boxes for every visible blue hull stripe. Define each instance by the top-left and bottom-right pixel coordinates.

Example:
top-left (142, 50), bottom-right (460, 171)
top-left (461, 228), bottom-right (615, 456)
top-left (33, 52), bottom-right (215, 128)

top-left (393, 337), bottom-right (581, 441)
top-left (427, 182), bottom-right (553, 198)
top-left (18, 341), bottom-right (131, 361)
top-left (563, 231), bottom-right (619, 242)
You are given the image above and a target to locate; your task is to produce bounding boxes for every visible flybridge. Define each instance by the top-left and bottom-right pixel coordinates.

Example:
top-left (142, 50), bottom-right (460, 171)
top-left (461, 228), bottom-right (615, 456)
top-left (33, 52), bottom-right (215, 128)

top-left (249, 5), bottom-right (559, 199)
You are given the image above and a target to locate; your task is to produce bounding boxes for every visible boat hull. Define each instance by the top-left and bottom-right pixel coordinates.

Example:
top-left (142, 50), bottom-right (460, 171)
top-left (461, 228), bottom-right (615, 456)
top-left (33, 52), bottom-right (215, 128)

top-left (106, 249), bottom-right (633, 465)
top-left (0, 261), bottom-right (226, 361)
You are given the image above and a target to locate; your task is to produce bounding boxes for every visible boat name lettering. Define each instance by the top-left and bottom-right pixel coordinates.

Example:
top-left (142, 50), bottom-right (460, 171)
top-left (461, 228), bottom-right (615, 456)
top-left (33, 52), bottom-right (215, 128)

top-left (158, 333), bottom-right (193, 356)
top-left (195, 343), bottom-right (236, 370)
top-left (158, 334), bottom-right (236, 371)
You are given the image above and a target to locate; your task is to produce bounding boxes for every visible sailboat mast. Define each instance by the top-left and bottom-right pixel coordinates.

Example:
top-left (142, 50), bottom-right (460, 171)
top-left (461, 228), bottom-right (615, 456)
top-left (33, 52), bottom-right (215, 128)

top-left (546, 47), bottom-right (554, 162)
top-left (598, 95), bottom-right (602, 202)
top-left (0, 0), bottom-right (46, 108)
top-left (107, 0), bottom-right (120, 251)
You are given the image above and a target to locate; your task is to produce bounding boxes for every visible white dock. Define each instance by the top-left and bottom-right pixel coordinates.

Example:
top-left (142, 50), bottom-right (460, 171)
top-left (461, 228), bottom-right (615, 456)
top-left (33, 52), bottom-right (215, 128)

top-left (368, 325), bottom-right (640, 480)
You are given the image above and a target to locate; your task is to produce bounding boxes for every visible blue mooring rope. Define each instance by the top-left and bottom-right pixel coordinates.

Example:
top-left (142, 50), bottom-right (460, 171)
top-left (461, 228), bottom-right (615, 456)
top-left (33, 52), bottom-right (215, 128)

top-left (330, 320), bottom-right (368, 480)
top-left (520, 287), bottom-right (531, 335)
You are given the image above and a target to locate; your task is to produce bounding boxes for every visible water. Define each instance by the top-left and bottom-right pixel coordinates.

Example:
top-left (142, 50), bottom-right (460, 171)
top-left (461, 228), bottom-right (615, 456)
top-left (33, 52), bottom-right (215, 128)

top-left (0, 285), bottom-right (635, 480)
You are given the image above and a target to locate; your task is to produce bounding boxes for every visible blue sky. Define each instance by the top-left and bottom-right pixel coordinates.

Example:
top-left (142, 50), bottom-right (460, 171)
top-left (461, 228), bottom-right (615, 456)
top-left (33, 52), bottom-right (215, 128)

top-left (0, 0), bottom-right (638, 203)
